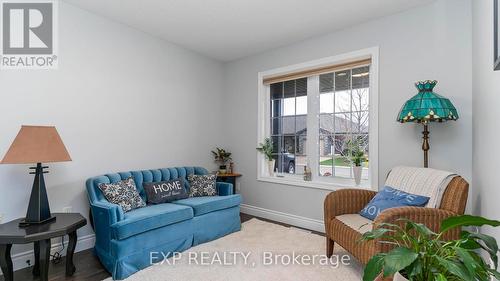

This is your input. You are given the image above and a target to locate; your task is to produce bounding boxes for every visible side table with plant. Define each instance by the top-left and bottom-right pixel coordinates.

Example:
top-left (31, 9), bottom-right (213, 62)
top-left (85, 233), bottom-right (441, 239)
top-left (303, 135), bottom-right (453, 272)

top-left (362, 215), bottom-right (500, 281)
top-left (211, 147), bottom-right (232, 173)
top-left (257, 138), bottom-right (274, 176)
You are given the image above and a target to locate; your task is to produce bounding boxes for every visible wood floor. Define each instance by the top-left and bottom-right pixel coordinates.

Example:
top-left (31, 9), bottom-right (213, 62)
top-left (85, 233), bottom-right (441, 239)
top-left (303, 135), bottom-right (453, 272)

top-left (1, 213), bottom-right (321, 281)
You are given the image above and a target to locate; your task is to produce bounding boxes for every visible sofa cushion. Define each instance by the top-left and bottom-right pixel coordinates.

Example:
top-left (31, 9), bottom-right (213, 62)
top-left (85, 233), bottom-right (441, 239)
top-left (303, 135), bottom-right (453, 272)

top-left (172, 194), bottom-right (241, 216)
top-left (335, 214), bottom-right (373, 234)
top-left (111, 203), bottom-right (193, 240)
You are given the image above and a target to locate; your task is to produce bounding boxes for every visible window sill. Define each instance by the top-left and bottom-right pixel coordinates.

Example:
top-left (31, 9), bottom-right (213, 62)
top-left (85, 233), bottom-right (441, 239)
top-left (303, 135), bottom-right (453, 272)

top-left (257, 175), bottom-right (372, 191)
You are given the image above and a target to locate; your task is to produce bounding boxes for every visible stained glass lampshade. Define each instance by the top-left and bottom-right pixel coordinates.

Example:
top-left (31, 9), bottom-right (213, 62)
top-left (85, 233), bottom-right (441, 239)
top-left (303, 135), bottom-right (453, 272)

top-left (397, 80), bottom-right (459, 123)
top-left (396, 80), bottom-right (459, 168)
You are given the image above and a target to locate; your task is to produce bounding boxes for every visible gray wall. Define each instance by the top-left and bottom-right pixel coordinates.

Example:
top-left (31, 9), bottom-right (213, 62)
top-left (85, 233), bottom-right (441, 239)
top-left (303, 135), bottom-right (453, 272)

top-left (222, 0), bottom-right (473, 221)
top-left (0, 2), bottom-right (224, 259)
top-left (472, 0), bottom-right (500, 241)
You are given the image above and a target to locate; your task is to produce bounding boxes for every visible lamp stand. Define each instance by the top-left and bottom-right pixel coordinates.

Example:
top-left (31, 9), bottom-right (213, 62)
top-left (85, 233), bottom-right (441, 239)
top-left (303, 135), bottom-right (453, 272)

top-left (422, 124), bottom-right (430, 168)
top-left (19, 163), bottom-right (55, 227)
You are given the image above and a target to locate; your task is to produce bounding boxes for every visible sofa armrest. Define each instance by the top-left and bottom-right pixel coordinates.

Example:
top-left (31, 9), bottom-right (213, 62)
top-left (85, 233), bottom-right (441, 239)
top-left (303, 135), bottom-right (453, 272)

top-left (91, 200), bottom-right (124, 225)
top-left (373, 207), bottom-right (459, 252)
top-left (89, 200), bottom-right (124, 252)
top-left (86, 177), bottom-right (124, 226)
top-left (324, 189), bottom-right (377, 233)
top-left (216, 182), bottom-right (234, 196)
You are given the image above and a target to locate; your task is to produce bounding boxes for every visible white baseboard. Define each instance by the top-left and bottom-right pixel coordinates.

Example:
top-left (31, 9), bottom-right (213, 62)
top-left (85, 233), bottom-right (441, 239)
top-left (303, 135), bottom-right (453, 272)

top-left (240, 204), bottom-right (325, 233)
top-left (1, 234), bottom-right (95, 274)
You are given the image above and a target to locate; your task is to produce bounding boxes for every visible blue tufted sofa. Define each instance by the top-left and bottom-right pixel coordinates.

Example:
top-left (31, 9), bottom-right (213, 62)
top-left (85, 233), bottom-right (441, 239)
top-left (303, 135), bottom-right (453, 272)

top-left (86, 166), bottom-right (241, 280)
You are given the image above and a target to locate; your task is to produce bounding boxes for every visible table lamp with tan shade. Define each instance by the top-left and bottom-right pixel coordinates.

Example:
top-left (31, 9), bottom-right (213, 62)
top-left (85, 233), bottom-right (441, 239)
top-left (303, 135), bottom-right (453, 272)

top-left (1, 126), bottom-right (71, 226)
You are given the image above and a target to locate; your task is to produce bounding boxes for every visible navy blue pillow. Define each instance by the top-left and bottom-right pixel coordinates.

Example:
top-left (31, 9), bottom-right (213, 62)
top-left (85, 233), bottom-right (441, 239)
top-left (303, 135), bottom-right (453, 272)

top-left (359, 186), bottom-right (430, 220)
top-left (143, 178), bottom-right (188, 204)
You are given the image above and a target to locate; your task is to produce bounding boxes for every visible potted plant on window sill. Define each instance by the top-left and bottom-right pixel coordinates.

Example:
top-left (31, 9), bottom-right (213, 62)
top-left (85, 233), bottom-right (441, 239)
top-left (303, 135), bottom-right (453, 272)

top-left (257, 138), bottom-right (274, 176)
top-left (211, 147), bottom-right (232, 174)
top-left (362, 215), bottom-right (500, 281)
top-left (347, 139), bottom-right (366, 186)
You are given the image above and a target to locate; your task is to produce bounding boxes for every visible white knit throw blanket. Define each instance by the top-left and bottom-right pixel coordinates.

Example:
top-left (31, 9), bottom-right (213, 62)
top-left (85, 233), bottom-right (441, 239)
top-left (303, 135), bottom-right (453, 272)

top-left (385, 166), bottom-right (456, 208)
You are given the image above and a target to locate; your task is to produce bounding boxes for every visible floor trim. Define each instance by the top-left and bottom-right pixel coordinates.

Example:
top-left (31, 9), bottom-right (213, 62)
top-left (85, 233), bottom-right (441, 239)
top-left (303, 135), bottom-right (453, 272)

top-left (240, 204), bottom-right (325, 233)
top-left (2, 234), bottom-right (96, 274)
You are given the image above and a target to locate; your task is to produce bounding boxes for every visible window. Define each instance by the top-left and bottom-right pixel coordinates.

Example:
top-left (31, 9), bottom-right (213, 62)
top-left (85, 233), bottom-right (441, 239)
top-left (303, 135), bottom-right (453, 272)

top-left (271, 78), bottom-right (307, 175)
top-left (318, 66), bottom-right (369, 179)
top-left (258, 48), bottom-right (378, 190)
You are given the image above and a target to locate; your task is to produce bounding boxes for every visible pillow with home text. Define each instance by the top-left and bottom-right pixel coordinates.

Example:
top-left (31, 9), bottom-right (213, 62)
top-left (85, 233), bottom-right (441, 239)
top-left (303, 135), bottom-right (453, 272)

top-left (143, 178), bottom-right (188, 204)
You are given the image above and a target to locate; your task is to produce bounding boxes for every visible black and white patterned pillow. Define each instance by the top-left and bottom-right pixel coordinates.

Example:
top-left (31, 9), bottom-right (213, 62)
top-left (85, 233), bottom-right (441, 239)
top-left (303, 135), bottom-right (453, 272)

top-left (187, 174), bottom-right (217, 197)
top-left (98, 177), bottom-right (146, 212)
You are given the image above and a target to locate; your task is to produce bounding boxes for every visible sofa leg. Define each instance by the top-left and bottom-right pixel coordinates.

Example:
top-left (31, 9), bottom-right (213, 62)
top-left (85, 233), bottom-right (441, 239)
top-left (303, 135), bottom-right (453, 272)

top-left (326, 237), bottom-right (334, 257)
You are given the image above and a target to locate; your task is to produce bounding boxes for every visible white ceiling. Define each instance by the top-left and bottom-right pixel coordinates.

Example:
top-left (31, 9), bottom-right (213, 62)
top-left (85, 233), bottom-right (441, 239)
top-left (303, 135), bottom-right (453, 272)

top-left (63, 0), bottom-right (435, 62)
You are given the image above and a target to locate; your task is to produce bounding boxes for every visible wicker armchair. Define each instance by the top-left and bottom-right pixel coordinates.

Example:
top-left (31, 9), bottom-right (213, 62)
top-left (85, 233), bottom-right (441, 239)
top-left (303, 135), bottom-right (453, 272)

top-left (323, 176), bottom-right (469, 264)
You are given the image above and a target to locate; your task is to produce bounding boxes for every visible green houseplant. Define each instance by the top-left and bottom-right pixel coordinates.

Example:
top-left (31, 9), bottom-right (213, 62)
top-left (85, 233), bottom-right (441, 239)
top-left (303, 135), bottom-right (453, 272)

top-left (361, 215), bottom-right (500, 281)
top-left (346, 139), bottom-right (366, 185)
top-left (256, 138), bottom-right (275, 176)
top-left (211, 147), bottom-right (232, 173)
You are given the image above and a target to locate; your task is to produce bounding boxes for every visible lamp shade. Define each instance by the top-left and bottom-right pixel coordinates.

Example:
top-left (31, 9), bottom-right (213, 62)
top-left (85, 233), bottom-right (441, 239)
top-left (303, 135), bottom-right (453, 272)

top-left (397, 80), bottom-right (459, 123)
top-left (1, 125), bottom-right (71, 164)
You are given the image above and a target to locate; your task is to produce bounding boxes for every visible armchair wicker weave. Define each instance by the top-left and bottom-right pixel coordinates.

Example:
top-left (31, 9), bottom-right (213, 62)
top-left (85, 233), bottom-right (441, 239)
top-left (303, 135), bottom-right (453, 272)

top-left (323, 175), bottom-right (469, 264)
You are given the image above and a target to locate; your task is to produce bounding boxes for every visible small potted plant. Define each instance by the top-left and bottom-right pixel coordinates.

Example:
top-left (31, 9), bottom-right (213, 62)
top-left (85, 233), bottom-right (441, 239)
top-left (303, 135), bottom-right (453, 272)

top-left (211, 147), bottom-right (232, 174)
top-left (257, 138), bottom-right (274, 176)
top-left (362, 215), bottom-right (500, 281)
top-left (346, 139), bottom-right (366, 185)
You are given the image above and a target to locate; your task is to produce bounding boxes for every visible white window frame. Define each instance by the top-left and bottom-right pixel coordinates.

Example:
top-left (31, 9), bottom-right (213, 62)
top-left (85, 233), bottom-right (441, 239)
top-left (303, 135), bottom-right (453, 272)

top-left (257, 47), bottom-right (379, 191)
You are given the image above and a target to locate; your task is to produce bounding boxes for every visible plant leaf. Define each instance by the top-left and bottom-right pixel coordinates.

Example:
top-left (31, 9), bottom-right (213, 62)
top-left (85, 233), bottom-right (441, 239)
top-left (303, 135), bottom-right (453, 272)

top-left (492, 256), bottom-right (499, 271)
top-left (382, 247), bottom-right (418, 277)
top-left (441, 215), bottom-right (500, 233)
top-left (405, 258), bottom-right (422, 279)
top-left (471, 232), bottom-right (499, 269)
top-left (360, 228), bottom-right (393, 241)
top-left (436, 256), bottom-right (473, 281)
top-left (487, 268), bottom-right (500, 280)
top-left (458, 237), bottom-right (482, 250)
top-left (435, 273), bottom-right (447, 281)
top-left (454, 247), bottom-right (479, 277)
top-left (469, 232), bottom-right (499, 255)
top-left (403, 219), bottom-right (436, 237)
top-left (363, 253), bottom-right (385, 281)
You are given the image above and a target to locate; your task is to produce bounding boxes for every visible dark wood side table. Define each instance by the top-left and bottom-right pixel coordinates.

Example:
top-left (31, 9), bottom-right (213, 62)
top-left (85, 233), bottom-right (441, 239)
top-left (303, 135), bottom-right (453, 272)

top-left (0, 213), bottom-right (87, 281)
top-left (216, 173), bottom-right (242, 191)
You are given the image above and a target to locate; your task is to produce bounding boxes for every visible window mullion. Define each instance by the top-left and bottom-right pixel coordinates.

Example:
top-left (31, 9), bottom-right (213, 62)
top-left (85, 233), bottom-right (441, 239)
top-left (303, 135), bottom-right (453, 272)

top-left (349, 69), bottom-right (353, 178)
top-left (307, 75), bottom-right (320, 180)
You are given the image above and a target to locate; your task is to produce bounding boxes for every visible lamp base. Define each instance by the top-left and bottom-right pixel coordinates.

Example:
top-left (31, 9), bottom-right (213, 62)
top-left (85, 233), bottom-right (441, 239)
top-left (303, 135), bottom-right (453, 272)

top-left (19, 163), bottom-right (54, 227)
top-left (19, 216), bottom-right (56, 227)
